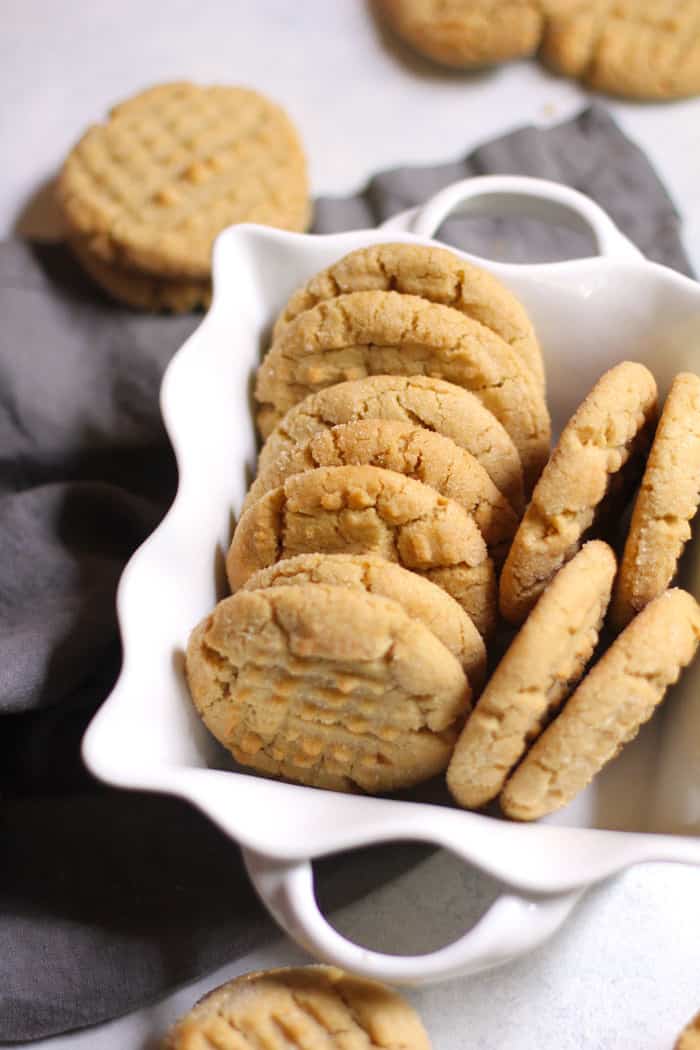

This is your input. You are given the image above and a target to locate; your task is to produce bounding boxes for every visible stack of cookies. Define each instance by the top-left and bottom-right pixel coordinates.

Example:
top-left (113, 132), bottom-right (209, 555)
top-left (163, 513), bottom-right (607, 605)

top-left (56, 82), bottom-right (310, 311)
top-left (185, 241), bottom-right (700, 820)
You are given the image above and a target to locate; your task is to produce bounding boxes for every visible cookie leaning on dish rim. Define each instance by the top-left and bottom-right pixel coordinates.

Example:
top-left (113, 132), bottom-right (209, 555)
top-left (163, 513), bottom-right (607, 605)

top-left (57, 81), bottom-right (310, 281)
top-left (257, 374), bottom-right (526, 513)
top-left (499, 361), bottom-right (658, 625)
top-left (241, 552), bottom-right (487, 689)
top-left (227, 464), bottom-right (498, 638)
top-left (254, 290), bottom-right (551, 492)
top-left (273, 241), bottom-right (545, 391)
top-left (243, 418), bottom-right (519, 564)
top-left (186, 584), bottom-right (470, 793)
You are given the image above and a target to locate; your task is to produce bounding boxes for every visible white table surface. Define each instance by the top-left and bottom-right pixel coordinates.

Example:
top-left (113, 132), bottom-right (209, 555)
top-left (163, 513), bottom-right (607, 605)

top-left (3, 3), bottom-right (700, 1048)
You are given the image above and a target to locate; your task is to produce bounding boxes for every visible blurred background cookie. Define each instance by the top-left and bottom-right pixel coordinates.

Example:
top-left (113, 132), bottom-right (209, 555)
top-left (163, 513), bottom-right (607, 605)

top-left (57, 81), bottom-right (310, 310)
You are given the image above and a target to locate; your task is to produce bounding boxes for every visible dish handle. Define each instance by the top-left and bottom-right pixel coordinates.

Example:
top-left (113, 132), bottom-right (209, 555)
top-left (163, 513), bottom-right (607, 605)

top-left (400, 174), bottom-right (643, 262)
top-left (243, 847), bottom-right (582, 984)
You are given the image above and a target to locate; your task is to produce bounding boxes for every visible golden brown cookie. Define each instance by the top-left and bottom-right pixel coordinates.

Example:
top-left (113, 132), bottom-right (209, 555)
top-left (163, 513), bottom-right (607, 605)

top-left (255, 290), bottom-right (551, 490)
top-left (611, 372), bottom-right (700, 629)
top-left (499, 361), bottom-right (658, 625)
top-left (676, 1011), bottom-right (700, 1050)
top-left (541, 1), bottom-right (700, 101)
top-left (242, 551), bottom-right (487, 689)
top-left (447, 541), bottom-right (616, 810)
top-left (257, 374), bottom-right (525, 512)
top-left (163, 965), bottom-right (432, 1050)
top-left (376, 0), bottom-right (546, 69)
top-left (227, 465), bottom-right (497, 637)
top-left (273, 242), bottom-right (544, 390)
top-left (58, 82), bottom-right (310, 279)
top-left (186, 585), bottom-right (470, 792)
top-left (501, 588), bottom-right (700, 821)
top-left (70, 238), bottom-right (211, 313)
top-left (243, 419), bottom-right (519, 562)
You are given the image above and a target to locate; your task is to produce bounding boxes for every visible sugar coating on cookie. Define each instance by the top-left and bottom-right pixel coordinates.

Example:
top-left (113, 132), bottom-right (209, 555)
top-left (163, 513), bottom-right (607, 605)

top-left (255, 290), bottom-right (551, 490)
top-left (186, 585), bottom-right (470, 793)
top-left (541, 0), bottom-right (700, 101)
top-left (676, 1010), bottom-right (700, 1050)
top-left (501, 588), bottom-right (700, 821)
top-left (273, 242), bottom-right (544, 390)
top-left (227, 464), bottom-right (497, 637)
top-left (499, 361), bottom-right (658, 625)
top-left (58, 82), bottom-right (310, 279)
top-left (257, 374), bottom-right (525, 512)
top-left (70, 238), bottom-right (211, 313)
top-left (243, 419), bottom-right (519, 562)
top-left (242, 551), bottom-right (487, 689)
top-left (447, 541), bottom-right (616, 810)
top-left (163, 965), bottom-right (432, 1050)
top-left (611, 372), bottom-right (700, 629)
top-left (377, 0), bottom-right (545, 69)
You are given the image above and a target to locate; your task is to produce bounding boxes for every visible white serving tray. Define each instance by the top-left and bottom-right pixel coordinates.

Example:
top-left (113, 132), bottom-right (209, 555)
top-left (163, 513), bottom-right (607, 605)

top-left (83, 176), bottom-right (700, 983)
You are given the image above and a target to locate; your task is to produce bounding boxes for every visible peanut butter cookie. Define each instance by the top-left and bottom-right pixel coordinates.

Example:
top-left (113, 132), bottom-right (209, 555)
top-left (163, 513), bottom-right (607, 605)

top-left (499, 361), bottom-right (658, 624)
top-left (448, 541), bottom-right (616, 810)
top-left (243, 419), bottom-right (519, 562)
top-left (255, 290), bottom-right (550, 490)
top-left (186, 585), bottom-right (470, 793)
top-left (377, 0), bottom-right (546, 69)
top-left (541, 1), bottom-right (700, 101)
top-left (58, 82), bottom-right (310, 279)
top-left (163, 966), bottom-right (432, 1050)
top-left (227, 465), bottom-right (497, 637)
top-left (274, 242), bottom-right (544, 389)
top-left (611, 372), bottom-right (700, 629)
top-left (242, 551), bottom-right (487, 688)
top-left (257, 374), bottom-right (525, 512)
top-left (501, 588), bottom-right (700, 820)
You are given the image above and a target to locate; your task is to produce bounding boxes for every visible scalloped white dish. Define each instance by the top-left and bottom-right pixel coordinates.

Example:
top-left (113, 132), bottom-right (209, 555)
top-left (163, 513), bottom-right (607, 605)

top-left (83, 176), bottom-right (700, 983)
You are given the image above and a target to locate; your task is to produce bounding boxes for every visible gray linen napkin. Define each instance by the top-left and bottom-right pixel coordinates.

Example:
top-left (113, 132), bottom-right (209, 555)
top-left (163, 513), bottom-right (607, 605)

top-left (0, 105), bottom-right (692, 1042)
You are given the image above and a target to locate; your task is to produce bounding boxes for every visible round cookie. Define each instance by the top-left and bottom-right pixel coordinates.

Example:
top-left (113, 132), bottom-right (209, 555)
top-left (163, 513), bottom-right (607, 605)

top-left (676, 1011), bottom-right (700, 1050)
top-left (499, 361), bottom-right (658, 625)
top-left (258, 374), bottom-right (525, 512)
top-left (242, 551), bottom-right (487, 688)
top-left (227, 465), bottom-right (497, 637)
top-left (447, 541), bottom-right (616, 810)
top-left (58, 81), bottom-right (310, 279)
top-left (501, 588), bottom-right (700, 821)
top-left (163, 965), bottom-right (432, 1050)
top-left (611, 372), bottom-right (700, 629)
top-left (186, 585), bottom-right (470, 793)
top-left (70, 239), bottom-right (211, 313)
top-left (255, 290), bottom-right (551, 490)
top-left (273, 242), bottom-right (544, 390)
top-left (377, 0), bottom-right (546, 69)
top-left (541, 0), bottom-right (700, 101)
top-left (243, 419), bottom-right (519, 562)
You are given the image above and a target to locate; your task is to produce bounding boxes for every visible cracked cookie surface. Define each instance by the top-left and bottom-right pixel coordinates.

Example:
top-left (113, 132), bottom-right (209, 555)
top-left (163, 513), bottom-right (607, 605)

top-left (244, 418), bottom-right (519, 563)
top-left (58, 81), bottom-right (310, 279)
top-left (541, 0), bottom-right (700, 100)
top-left (448, 541), bottom-right (616, 810)
top-left (273, 242), bottom-right (544, 389)
top-left (227, 464), bottom-right (497, 637)
top-left (242, 551), bottom-right (487, 688)
top-left (499, 361), bottom-right (658, 625)
top-left (255, 290), bottom-right (550, 490)
top-left (500, 588), bottom-right (700, 820)
top-left (163, 965), bottom-right (432, 1050)
top-left (257, 374), bottom-right (524, 512)
top-left (186, 585), bottom-right (470, 793)
top-left (611, 372), bottom-right (700, 629)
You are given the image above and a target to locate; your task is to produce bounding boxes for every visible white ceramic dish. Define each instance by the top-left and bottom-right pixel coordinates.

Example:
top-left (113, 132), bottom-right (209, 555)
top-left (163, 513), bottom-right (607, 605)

top-left (83, 176), bottom-right (700, 984)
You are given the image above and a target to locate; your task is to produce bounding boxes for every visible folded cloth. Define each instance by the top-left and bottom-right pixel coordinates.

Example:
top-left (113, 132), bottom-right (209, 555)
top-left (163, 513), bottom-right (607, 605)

top-left (0, 104), bottom-right (692, 1042)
